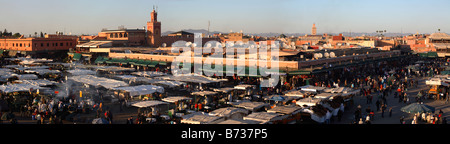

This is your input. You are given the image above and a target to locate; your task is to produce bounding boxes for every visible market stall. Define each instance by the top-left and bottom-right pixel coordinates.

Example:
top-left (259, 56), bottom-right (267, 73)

top-left (266, 105), bottom-right (303, 124)
top-left (299, 85), bottom-right (327, 93)
top-left (208, 107), bottom-right (249, 120)
top-left (231, 101), bottom-right (269, 112)
top-left (181, 113), bottom-right (224, 124)
top-left (243, 112), bottom-right (288, 124)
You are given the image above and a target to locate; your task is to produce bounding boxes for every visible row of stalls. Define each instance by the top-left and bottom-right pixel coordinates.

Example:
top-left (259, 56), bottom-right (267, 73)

top-left (425, 75), bottom-right (450, 99)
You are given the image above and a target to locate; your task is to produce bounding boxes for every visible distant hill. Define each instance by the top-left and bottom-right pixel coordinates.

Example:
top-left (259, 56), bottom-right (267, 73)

top-left (162, 29), bottom-right (415, 37)
top-left (162, 29), bottom-right (223, 36)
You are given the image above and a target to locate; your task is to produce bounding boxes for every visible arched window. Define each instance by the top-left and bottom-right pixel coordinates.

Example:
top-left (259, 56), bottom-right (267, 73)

top-left (114, 33), bottom-right (118, 38)
top-left (119, 33), bottom-right (123, 38)
top-left (124, 33), bottom-right (128, 37)
top-left (110, 33), bottom-right (114, 38)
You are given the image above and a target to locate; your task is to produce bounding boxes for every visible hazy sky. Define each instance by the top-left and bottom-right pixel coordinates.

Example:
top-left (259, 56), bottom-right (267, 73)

top-left (1, 0), bottom-right (449, 36)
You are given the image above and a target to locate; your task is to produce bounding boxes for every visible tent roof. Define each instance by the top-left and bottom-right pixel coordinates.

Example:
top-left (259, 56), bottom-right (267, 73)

top-left (209, 107), bottom-right (249, 117)
top-left (111, 85), bottom-right (164, 96)
top-left (161, 96), bottom-right (192, 103)
top-left (131, 100), bottom-right (168, 108)
top-left (68, 75), bottom-right (128, 89)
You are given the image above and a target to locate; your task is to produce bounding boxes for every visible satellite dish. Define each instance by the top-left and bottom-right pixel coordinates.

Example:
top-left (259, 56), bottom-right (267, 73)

top-left (318, 53), bottom-right (323, 58)
top-left (303, 45), bottom-right (308, 50)
top-left (186, 42), bottom-right (192, 47)
top-left (330, 52), bottom-right (336, 58)
top-left (162, 43), bottom-right (167, 47)
top-left (205, 43), bottom-right (212, 48)
top-left (324, 52), bottom-right (329, 58)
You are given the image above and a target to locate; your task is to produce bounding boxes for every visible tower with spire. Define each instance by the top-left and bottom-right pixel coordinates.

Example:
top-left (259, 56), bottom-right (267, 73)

top-left (147, 6), bottom-right (162, 47)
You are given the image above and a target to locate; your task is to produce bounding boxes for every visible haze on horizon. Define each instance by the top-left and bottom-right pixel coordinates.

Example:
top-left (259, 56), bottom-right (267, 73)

top-left (0, 0), bottom-right (449, 36)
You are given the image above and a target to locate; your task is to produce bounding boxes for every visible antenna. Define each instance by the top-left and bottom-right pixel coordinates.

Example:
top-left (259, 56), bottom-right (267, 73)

top-left (207, 20), bottom-right (210, 38)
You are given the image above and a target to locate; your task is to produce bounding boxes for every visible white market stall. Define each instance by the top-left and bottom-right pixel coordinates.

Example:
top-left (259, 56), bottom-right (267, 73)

top-left (299, 85), bottom-right (327, 93)
top-left (111, 85), bottom-right (164, 97)
top-left (66, 69), bottom-right (97, 76)
top-left (243, 112), bottom-right (289, 124)
top-left (231, 101), bottom-right (269, 112)
top-left (208, 107), bottom-right (249, 120)
top-left (181, 113), bottom-right (224, 124)
top-left (0, 84), bottom-right (48, 93)
top-left (68, 75), bottom-right (129, 89)
top-left (296, 97), bottom-right (322, 107)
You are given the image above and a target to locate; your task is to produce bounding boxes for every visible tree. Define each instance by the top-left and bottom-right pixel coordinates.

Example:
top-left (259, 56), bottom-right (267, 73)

top-left (12, 33), bottom-right (21, 38)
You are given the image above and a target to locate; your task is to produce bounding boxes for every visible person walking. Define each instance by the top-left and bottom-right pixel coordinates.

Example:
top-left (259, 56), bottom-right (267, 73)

top-left (389, 107), bottom-right (393, 117)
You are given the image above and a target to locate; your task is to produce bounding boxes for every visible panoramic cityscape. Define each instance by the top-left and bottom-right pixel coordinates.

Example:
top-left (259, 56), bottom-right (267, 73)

top-left (0, 0), bottom-right (449, 126)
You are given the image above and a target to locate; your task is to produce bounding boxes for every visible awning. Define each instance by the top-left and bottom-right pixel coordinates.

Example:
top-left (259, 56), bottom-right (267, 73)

top-left (159, 61), bottom-right (167, 66)
top-left (73, 53), bottom-right (82, 61)
top-left (147, 61), bottom-right (160, 67)
top-left (288, 70), bottom-right (311, 75)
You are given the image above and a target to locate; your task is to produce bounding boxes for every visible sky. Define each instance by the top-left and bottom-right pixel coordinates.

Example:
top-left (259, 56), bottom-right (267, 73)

top-left (0, 0), bottom-right (449, 36)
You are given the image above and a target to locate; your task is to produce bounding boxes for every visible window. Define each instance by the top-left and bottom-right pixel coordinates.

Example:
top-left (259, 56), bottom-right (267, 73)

top-left (20, 43), bottom-right (22, 47)
top-left (114, 33), bottom-right (118, 38)
top-left (60, 43), bottom-right (63, 46)
top-left (124, 33), bottom-right (128, 37)
top-left (119, 33), bottom-right (123, 38)
top-left (47, 43), bottom-right (49, 47)
top-left (41, 43), bottom-right (44, 47)
top-left (110, 33), bottom-right (113, 38)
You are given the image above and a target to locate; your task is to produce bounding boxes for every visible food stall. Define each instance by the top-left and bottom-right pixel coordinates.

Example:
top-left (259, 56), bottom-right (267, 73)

top-left (208, 107), bottom-right (249, 120)
top-left (266, 105), bottom-right (303, 124)
top-left (180, 113), bottom-right (224, 124)
top-left (243, 112), bottom-right (289, 124)
top-left (191, 91), bottom-right (219, 112)
top-left (299, 85), bottom-right (327, 93)
top-left (231, 101), bottom-right (269, 112)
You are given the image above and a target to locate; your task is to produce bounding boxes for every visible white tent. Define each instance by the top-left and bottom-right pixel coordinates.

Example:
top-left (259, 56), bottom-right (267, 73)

top-left (300, 85), bottom-right (327, 93)
top-left (0, 84), bottom-right (48, 93)
top-left (267, 106), bottom-right (302, 115)
top-left (234, 84), bottom-right (255, 90)
top-left (66, 69), bottom-right (97, 76)
top-left (296, 97), bottom-right (322, 107)
top-left (16, 74), bottom-right (38, 80)
top-left (24, 69), bottom-right (61, 75)
top-left (243, 112), bottom-right (288, 124)
top-left (112, 85), bottom-right (164, 97)
top-left (284, 90), bottom-right (313, 98)
top-left (314, 93), bottom-right (339, 99)
top-left (231, 101), bottom-right (269, 111)
top-left (131, 100), bottom-right (168, 108)
top-left (162, 96), bottom-right (192, 103)
top-left (191, 91), bottom-right (218, 96)
top-left (153, 80), bottom-right (185, 88)
top-left (68, 75), bottom-right (128, 89)
top-left (131, 71), bottom-right (167, 77)
top-left (14, 79), bottom-right (57, 87)
top-left (426, 78), bottom-right (450, 86)
top-left (209, 107), bottom-right (249, 119)
top-left (217, 119), bottom-right (259, 124)
top-left (181, 114), bottom-right (224, 124)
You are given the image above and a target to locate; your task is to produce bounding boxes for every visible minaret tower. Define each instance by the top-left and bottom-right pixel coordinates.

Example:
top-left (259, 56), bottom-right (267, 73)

top-left (147, 6), bottom-right (162, 47)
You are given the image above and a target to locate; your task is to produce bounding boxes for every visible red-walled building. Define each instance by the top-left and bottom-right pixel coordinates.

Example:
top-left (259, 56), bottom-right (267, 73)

top-left (0, 37), bottom-right (77, 56)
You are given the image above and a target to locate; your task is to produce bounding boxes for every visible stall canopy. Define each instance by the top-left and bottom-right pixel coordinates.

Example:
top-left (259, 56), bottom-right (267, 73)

top-left (425, 77), bottom-right (450, 86)
top-left (181, 114), bottom-right (223, 124)
top-left (14, 79), bottom-right (57, 87)
top-left (157, 75), bottom-right (227, 84)
top-left (323, 87), bottom-right (360, 96)
top-left (300, 85), bottom-right (327, 93)
top-left (213, 87), bottom-right (235, 93)
top-left (24, 69), bottom-right (61, 75)
top-left (209, 107), bottom-right (249, 118)
top-left (111, 85), bottom-right (164, 97)
top-left (314, 93), bottom-right (339, 99)
top-left (284, 90), bottom-right (313, 98)
top-left (243, 112), bottom-right (286, 124)
top-left (267, 106), bottom-right (302, 115)
top-left (231, 101), bottom-right (269, 111)
top-left (16, 74), bottom-right (39, 80)
top-left (234, 84), bottom-right (255, 90)
top-left (296, 97), bottom-right (322, 107)
top-left (67, 69), bottom-right (97, 76)
top-left (131, 100), bottom-right (168, 108)
top-left (217, 119), bottom-right (259, 124)
top-left (191, 91), bottom-right (218, 96)
top-left (131, 71), bottom-right (167, 77)
top-left (0, 84), bottom-right (48, 93)
top-left (68, 75), bottom-right (128, 89)
top-left (162, 96), bottom-right (192, 103)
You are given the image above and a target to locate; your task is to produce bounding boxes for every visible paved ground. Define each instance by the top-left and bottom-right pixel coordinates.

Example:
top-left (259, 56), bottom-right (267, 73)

top-left (335, 76), bottom-right (449, 124)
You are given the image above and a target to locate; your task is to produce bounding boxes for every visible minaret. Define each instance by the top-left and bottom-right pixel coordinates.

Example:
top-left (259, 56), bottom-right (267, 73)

top-left (147, 7), bottom-right (162, 47)
top-left (312, 23), bottom-right (317, 35)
